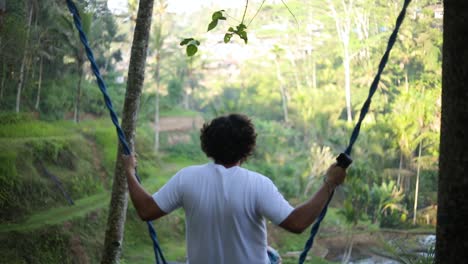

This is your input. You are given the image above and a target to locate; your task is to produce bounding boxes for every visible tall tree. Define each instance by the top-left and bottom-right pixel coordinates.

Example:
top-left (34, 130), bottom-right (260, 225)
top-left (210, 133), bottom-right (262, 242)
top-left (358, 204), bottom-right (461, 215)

top-left (0, 61), bottom-right (5, 101)
top-left (15, 0), bottom-right (33, 113)
top-left (100, 0), bottom-right (155, 263)
top-left (327, 0), bottom-right (354, 122)
top-left (58, 4), bottom-right (92, 122)
top-left (151, 0), bottom-right (167, 153)
top-left (272, 45), bottom-right (289, 123)
top-left (0, 0), bottom-right (5, 42)
top-left (436, 0), bottom-right (468, 262)
top-left (71, 12), bottom-right (91, 123)
top-left (0, 1), bottom-right (3, 102)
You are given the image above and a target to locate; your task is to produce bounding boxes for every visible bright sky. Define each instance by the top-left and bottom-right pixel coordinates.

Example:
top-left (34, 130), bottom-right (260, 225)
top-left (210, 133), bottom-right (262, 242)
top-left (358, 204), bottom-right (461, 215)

top-left (107, 0), bottom-right (128, 14)
top-left (107, 0), bottom-right (246, 14)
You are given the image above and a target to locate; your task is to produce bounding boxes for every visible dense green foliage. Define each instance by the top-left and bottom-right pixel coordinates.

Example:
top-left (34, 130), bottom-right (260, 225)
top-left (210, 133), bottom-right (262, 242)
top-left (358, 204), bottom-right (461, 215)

top-left (0, 0), bottom-right (441, 262)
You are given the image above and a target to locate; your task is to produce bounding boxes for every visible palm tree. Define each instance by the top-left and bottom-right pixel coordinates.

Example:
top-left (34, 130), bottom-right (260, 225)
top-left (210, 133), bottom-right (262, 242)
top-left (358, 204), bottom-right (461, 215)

top-left (371, 180), bottom-right (406, 224)
top-left (303, 143), bottom-right (334, 197)
top-left (58, 6), bottom-right (92, 122)
top-left (391, 90), bottom-right (421, 191)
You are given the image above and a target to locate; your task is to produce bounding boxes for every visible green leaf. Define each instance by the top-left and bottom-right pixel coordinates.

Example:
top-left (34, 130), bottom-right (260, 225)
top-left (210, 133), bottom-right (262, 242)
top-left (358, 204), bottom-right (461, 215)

top-left (238, 31), bottom-right (248, 44)
top-left (237, 23), bottom-right (247, 31)
top-left (224, 33), bottom-right (233, 43)
top-left (187, 44), bottom-right (198, 56)
top-left (194, 40), bottom-right (201, 46)
top-left (219, 16), bottom-right (227, 20)
top-left (180, 38), bottom-right (193, 46)
top-left (207, 20), bottom-right (218, 31)
top-left (228, 27), bottom-right (235, 32)
top-left (212, 11), bottom-right (223, 20)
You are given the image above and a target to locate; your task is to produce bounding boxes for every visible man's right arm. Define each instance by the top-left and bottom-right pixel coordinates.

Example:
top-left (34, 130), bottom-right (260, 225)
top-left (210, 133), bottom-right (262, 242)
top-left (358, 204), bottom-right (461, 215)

top-left (279, 164), bottom-right (346, 234)
top-left (122, 154), bottom-right (167, 221)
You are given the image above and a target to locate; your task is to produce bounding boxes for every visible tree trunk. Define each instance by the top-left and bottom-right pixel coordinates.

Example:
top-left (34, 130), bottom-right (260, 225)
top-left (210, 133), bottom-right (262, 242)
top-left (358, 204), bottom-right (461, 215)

top-left (343, 45), bottom-right (352, 122)
top-left (274, 58), bottom-right (288, 123)
top-left (183, 90), bottom-right (189, 109)
top-left (413, 141), bottom-right (422, 225)
top-left (183, 61), bottom-right (191, 110)
top-left (154, 51), bottom-right (161, 152)
top-left (342, 231), bottom-right (354, 264)
top-left (185, 58), bottom-right (196, 110)
top-left (311, 56), bottom-right (317, 90)
top-left (153, 8), bottom-right (164, 153)
top-left (0, 0), bottom-right (5, 21)
top-left (35, 55), bottom-right (43, 110)
top-left (0, 1), bottom-right (5, 51)
top-left (404, 68), bottom-right (409, 93)
top-left (436, 1), bottom-right (468, 262)
top-left (328, 0), bottom-right (353, 123)
top-left (100, 0), bottom-right (155, 263)
top-left (287, 55), bottom-right (301, 91)
top-left (74, 61), bottom-right (84, 123)
top-left (397, 151), bottom-right (403, 188)
top-left (16, 4), bottom-right (33, 113)
top-left (0, 60), bottom-right (6, 101)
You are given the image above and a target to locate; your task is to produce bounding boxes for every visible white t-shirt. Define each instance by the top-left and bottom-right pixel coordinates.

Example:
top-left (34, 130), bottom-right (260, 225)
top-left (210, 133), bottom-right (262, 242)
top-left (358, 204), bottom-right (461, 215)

top-left (153, 162), bottom-right (294, 264)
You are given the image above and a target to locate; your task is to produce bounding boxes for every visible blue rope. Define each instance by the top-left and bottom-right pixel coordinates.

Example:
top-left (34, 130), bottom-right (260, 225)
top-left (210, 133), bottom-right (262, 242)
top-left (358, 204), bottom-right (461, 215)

top-left (65, 1), bottom-right (167, 263)
top-left (298, 0), bottom-right (412, 263)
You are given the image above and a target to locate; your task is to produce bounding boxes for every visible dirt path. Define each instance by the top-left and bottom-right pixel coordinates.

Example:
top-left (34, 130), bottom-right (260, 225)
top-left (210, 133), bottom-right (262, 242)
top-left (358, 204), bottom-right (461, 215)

top-left (150, 116), bottom-right (205, 145)
top-left (155, 116), bottom-right (204, 132)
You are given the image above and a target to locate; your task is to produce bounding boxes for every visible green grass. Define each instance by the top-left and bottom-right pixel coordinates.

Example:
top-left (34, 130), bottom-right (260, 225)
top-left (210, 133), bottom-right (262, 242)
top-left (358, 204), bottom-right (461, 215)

top-left (0, 120), bottom-right (75, 138)
top-left (122, 211), bottom-right (187, 263)
top-left (0, 192), bottom-right (109, 233)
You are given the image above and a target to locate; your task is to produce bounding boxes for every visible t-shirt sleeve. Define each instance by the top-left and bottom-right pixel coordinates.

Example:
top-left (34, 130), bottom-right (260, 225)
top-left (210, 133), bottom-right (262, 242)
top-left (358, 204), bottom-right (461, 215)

top-left (152, 170), bottom-right (183, 214)
top-left (257, 177), bottom-right (294, 225)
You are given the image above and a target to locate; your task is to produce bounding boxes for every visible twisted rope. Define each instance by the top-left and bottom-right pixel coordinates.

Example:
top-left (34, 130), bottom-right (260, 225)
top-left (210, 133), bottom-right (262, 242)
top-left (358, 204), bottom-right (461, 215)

top-left (299, 0), bottom-right (412, 262)
top-left (65, 1), bottom-right (166, 263)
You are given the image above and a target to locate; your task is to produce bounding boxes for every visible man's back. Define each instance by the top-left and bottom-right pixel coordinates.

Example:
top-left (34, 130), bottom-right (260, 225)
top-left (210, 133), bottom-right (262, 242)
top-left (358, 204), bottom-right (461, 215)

top-left (153, 163), bottom-right (293, 264)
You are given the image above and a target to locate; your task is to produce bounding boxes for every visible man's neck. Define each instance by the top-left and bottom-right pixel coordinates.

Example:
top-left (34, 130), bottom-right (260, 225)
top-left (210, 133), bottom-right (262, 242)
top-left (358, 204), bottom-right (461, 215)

top-left (215, 161), bottom-right (241, 168)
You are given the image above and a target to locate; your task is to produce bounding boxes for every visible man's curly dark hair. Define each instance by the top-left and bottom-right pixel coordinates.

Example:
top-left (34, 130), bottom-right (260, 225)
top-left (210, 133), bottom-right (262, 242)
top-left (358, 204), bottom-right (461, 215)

top-left (200, 114), bottom-right (257, 165)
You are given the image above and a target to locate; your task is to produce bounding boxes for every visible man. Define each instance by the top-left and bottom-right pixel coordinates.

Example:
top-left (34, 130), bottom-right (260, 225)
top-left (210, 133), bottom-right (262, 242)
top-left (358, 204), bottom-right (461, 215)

top-left (123, 113), bottom-right (346, 264)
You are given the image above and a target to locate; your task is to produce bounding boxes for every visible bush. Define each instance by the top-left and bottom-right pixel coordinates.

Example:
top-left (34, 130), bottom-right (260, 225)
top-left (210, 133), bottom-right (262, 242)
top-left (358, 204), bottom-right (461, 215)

top-left (0, 227), bottom-right (72, 263)
top-left (0, 152), bottom-right (19, 214)
top-left (0, 112), bottom-right (34, 125)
